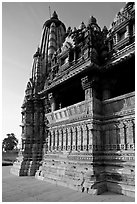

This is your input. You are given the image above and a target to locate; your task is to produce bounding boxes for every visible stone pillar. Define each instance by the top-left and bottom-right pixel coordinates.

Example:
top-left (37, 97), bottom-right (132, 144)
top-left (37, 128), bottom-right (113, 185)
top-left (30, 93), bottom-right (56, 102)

top-left (132, 119), bottom-right (135, 145)
top-left (93, 124), bottom-right (97, 151)
top-left (48, 93), bottom-right (56, 112)
top-left (54, 129), bottom-right (58, 151)
top-left (63, 128), bottom-right (67, 151)
top-left (125, 120), bottom-right (134, 150)
top-left (133, 23), bottom-right (135, 36)
top-left (110, 124), bottom-right (117, 150)
top-left (87, 124), bottom-right (93, 152)
top-left (77, 126), bottom-right (82, 151)
top-left (82, 124), bottom-right (88, 151)
top-left (72, 127), bottom-right (77, 151)
top-left (102, 80), bottom-right (111, 100)
top-left (113, 34), bottom-right (117, 45)
top-left (125, 25), bottom-right (130, 38)
top-left (50, 130), bottom-right (54, 151)
top-left (105, 125), bottom-right (110, 150)
top-left (67, 127), bottom-right (71, 151)
top-left (81, 76), bottom-right (98, 100)
top-left (118, 122), bottom-right (126, 150)
top-left (58, 129), bottom-right (63, 151)
top-left (96, 126), bottom-right (101, 151)
top-left (74, 47), bottom-right (77, 63)
top-left (47, 131), bottom-right (51, 152)
top-left (56, 129), bottom-right (59, 151)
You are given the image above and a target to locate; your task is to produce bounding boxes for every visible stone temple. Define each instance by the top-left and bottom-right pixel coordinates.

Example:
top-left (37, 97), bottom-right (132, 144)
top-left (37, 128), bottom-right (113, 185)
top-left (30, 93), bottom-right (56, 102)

top-left (11, 2), bottom-right (135, 197)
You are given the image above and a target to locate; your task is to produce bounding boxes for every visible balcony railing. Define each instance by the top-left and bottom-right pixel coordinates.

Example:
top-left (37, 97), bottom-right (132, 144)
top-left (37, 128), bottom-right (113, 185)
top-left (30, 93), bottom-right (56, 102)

top-left (102, 92), bottom-right (135, 116)
top-left (45, 99), bottom-right (94, 125)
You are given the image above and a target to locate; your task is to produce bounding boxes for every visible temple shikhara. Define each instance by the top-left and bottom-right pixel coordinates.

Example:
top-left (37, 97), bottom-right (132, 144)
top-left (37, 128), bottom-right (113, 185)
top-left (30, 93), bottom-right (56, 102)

top-left (11, 2), bottom-right (135, 197)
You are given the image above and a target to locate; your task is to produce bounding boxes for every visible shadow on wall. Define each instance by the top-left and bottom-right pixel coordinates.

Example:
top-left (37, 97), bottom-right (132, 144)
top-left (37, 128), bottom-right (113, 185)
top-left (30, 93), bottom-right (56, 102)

top-left (99, 92), bottom-right (135, 196)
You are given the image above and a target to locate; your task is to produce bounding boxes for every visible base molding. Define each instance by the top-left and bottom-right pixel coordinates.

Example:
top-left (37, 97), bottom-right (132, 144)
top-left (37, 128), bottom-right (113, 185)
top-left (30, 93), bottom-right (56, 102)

top-left (107, 182), bottom-right (135, 197)
top-left (10, 159), bottom-right (40, 176)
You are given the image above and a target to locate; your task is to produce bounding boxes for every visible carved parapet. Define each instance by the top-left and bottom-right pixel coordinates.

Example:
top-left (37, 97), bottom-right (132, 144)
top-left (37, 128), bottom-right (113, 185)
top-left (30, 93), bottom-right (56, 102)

top-left (45, 99), bottom-right (94, 125)
top-left (102, 92), bottom-right (135, 118)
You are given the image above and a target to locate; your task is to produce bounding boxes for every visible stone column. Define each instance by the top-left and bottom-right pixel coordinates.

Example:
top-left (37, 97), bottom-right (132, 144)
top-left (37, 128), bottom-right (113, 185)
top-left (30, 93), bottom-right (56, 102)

top-left (132, 119), bottom-right (135, 145)
top-left (63, 128), bottom-right (67, 151)
top-left (110, 124), bottom-right (117, 150)
top-left (125, 25), bottom-right (130, 38)
top-left (118, 122), bottom-right (126, 150)
top-left (47, 131), bottom-right (51, 152)
top-left (93, 124), bottom-right (97, 151)
top-left (58, 129), bottom-right (62, 151)
top-left (87, 124), bottom-right (93, 152)
top-left (54, 129), bottom-right (58, 151)
top-left (125, 120), bottom-right (134, 150)
top-left (133, 23), bottom-right (135, 36)
top-left (96, 126), bottom-right (101, 151)
top-left (82, 124), bottom-right (88, 151)
top-left (50, 130), bottom-right (54, 151)
top-left (67, 127), bottom-right (71, 151)
top-left (48, 93), bottom-right (56, 112)
top-left (77, 126), bottom-right (82, 151)
top-left (102, 82), bottom-right (111, 100)
top-left (81, 76), bottom-right (97, 100)
top-left (113, 34), bottom-right (117, 45)
top-left (72, 127), bottom-right (77, 151)
top-left (56, 129), bottom-right (59, 151)
top-left (105, 125), bottom-right (110, 150)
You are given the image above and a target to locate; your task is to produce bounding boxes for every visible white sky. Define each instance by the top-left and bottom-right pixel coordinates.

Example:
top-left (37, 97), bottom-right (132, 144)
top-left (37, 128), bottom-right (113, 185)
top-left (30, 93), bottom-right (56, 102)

top-left (2, 1), bottom-right (126, 140)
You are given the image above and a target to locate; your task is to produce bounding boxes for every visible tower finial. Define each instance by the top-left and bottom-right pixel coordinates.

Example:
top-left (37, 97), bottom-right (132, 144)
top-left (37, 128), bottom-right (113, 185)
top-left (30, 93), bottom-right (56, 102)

top-left (52, 11), bottom-right (58, 19)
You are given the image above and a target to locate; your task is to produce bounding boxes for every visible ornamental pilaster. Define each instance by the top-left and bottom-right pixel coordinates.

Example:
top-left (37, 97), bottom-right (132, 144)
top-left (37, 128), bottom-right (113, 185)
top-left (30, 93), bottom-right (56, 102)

top-left (54, 129), bottom-right (58, 151)
top-left (118, 122), bottom-right (126, 150)
top-left (47, 131), bottom-right (51, 152)
top-left (82, 124), bottom-right (88, 151)
top-left (72, 126), bottom-right (77, 151)
top-left (87, 123), bottom-right (93, 152)
top-left (67, 127), bottom-right (72, 151)
top-left (58, 128), bottom-right (63, 151)
top-left (50, 130), bottom-right (54, 151)
top-left (132, 119), bottom-right (135, 144)
top-left (77, 125), bottom-right (82, 151)
top-left (96, 126), bottom-right (101, 149)
top-left (81, 76), bottom-right (98, 100)
top-left (124, 120), bottom-right (134, 149)
top-left (102, 80), bottom-right (111, 100)
top-left (110, 124), bottom-right (117, 145)
top-left (48, 92), bottom-right (56, 112)
top-left (63, 128), bottom-right (67, 151)
top-left (105, 125), bottom-right (110, 150)
top-left (125, 25), bottom-right (130, 38)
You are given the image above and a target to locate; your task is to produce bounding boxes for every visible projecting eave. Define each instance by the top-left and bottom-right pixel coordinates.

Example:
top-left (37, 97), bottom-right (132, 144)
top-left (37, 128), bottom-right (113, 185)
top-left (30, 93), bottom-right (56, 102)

top-left (102, 42), bottom-right (135, 70)
top-left (38, 59), bottom-right (100, 96)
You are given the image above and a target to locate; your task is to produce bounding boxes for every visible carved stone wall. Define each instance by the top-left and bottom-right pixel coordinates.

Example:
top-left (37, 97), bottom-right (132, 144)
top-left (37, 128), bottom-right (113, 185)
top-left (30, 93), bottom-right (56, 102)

top-left (35, 92), bottom-right (135, 196)
top-left (101, 92), bottom-right (135, 197)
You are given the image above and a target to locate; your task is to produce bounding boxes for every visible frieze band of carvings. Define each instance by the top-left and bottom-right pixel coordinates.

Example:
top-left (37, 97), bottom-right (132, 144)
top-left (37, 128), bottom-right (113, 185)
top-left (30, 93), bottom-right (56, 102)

top-left (46, 116), bottom-right (135, 153)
